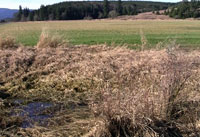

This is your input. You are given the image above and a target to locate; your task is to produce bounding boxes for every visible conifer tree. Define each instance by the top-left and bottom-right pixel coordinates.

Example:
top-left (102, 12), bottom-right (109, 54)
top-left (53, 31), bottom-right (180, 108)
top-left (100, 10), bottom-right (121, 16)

top-left (117, 0), bottom-right (122, 15)
top-left (17, 5), bottom-right (23, 21)
top-left (103, 0), bottom-right (109, 18)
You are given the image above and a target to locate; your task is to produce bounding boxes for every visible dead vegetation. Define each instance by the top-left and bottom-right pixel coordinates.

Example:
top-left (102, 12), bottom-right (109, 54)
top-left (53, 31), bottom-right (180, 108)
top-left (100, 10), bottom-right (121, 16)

top-left (90, 49), bottom-right (200, 137)
top-left (115, 11), bottom-right (174, 20)
top-left (0, 36), bottom-right (200, 137)
top-left (0, 37), bottom-right (19, 50)
top-left (36, 30), bottom-right (68, 49)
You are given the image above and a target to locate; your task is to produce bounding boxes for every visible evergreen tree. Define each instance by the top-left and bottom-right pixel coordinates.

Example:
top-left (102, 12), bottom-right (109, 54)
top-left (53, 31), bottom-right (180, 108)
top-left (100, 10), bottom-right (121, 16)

top-left (103, 0), bottom-right (109, 18)
top-left (117, 0), bottom-right (122, 15)
top-left (122, 6), bottom-right (128, 15)
top-left (127, 5), bottom-right (133, 15)
top-left (168, 1), bottom-right (200, 19)
top-left (28, 11), bottom-right (34, 21)
top-left (39, 5), bottom-right (48, 20)
top-left (18, 1), bottom-right (174, 21)
top-left (17, 5), bottom-right (23, 21)
top-left (23, 8), bottom-right (30, 18)
top-left (56, 8), bottom-right (61, 20)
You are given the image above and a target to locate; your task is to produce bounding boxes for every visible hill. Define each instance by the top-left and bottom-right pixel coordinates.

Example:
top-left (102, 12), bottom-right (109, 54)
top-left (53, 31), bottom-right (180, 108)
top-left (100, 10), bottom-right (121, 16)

top-left (115, 11), bottom-right (174, 20)
top-left (0, 8), bottom-right (18, 20)
top-left (166, 1), bottom-right (200, 19)
top-left (15, 1), bottom-right (175, 21)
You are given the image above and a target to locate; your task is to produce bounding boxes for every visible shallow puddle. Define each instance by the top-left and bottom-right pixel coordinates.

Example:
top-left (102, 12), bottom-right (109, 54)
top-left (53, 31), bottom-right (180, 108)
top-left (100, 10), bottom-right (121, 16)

top-left (12, 101), bottom-right (53, 128)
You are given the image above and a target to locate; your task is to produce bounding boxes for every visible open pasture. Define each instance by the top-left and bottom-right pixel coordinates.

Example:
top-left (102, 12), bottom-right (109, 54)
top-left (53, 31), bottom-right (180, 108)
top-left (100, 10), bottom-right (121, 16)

top-left (0, 19), bottom-right (200, 48)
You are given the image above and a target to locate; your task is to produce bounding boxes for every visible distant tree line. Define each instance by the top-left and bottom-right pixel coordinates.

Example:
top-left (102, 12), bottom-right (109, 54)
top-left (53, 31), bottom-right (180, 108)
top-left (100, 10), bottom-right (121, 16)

top-left (165, 0), bottom-right (200, 19)
top-left (14, 5), bottom-right (31, 21)
top-left (0, 20), bottom-right (6, 23)
top-left (14, 1), bottom-right (173, 21)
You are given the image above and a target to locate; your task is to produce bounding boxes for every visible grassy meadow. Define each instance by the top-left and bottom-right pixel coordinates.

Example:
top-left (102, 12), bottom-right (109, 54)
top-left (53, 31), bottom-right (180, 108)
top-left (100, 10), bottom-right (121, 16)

top-left (0, 20), bottom-right (200, 48)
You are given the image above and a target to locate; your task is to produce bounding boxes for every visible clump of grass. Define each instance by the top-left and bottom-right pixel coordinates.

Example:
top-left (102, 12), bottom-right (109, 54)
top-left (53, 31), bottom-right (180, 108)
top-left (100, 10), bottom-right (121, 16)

top-left (140, 29), bottom-right (148, 50)
top-left (0, 104), bottom-right (23, 136)
top-left (0, 99), bottom-right (4, 110)
top-left (0, 115), bottom-right (22, 130)
top-left (91, 48), bottom-right (200, 136)
top-left (0, 37), bottom-right (19, 50)
top-left (0, 46), bottom-right (35, 83)
top-left (155, 37), bottom-right (179, 50)
top-left (36, 30), bottom-right (68, 49)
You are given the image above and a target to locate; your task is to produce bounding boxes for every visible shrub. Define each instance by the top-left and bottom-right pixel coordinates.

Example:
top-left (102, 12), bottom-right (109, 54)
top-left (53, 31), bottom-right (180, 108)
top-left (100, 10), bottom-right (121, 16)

top-left (84, 16), bottom-right (93, 20)
top-left (108, 10), bottom-right (118, 19)
top-left (98, 12), bottom-right (104, 19)
top-left (156, 11), bottom-right (160, 15)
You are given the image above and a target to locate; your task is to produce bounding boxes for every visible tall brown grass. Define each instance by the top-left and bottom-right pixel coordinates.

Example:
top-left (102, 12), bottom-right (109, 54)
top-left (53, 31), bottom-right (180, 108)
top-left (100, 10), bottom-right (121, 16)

top-left (89, 48), bottom-right (200, 137)
top-left (36, 30), bottom-right (68, 48)
top-left (0, 35), bottom-right (199, 136)
top-left (0, 37), bottom-right (19, 49)
top-left (140, 29), bottom-right (148, 50)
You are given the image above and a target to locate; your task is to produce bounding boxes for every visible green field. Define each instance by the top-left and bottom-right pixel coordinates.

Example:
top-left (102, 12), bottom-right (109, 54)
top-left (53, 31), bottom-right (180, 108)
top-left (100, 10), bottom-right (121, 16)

top-left (0, 20), bottom-right (200, 48)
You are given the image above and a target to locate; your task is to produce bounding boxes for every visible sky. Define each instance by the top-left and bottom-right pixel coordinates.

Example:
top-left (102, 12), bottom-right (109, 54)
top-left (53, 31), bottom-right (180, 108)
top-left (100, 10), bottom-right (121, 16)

top-left (0, 0), bottom-right (180, 9)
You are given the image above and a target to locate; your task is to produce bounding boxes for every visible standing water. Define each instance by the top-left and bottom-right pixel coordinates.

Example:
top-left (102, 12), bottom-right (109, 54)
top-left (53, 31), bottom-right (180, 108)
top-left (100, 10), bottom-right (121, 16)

top-left (12, 101), bottom-right (53, 128)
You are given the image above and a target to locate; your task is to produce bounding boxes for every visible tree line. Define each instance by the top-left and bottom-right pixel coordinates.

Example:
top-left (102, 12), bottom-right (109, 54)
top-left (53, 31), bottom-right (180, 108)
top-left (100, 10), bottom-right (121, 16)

top-left (165, 0), bottom-right (200, 19)
top-left (14, 1), bottom-right (172, 21)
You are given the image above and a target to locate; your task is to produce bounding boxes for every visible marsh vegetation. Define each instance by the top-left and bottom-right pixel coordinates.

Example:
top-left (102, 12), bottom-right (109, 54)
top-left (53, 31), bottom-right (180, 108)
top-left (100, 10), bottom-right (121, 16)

top-left (0, 32), bottom-right (200, 136)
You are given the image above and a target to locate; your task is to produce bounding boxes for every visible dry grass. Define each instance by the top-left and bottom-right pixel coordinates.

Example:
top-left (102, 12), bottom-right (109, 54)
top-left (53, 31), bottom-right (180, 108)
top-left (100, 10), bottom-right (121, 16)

top-left (0, 37), bottom-right (19, 49)
top-left (36, 30), bottom-right (68, 49)
top-left (90, 48), bottom-right (200, 136)
top-left (140, 29), bottom-right (148, 50)
top-left (0, 36), bottom-right (200, 136)
top-left (116, 11), bottom-right (174, 20)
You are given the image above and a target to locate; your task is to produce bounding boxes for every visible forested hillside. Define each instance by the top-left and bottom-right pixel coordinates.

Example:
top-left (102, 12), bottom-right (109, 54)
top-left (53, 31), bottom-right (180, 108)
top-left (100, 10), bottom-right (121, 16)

top-left (166, 0), bottom-right (200, 19)
top-left (14, 1), bottom-right (174, 21)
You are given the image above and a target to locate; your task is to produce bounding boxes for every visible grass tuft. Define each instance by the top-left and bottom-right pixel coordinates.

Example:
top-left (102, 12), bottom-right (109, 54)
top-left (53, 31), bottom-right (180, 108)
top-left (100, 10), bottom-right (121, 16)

top-left (90, 47), bottom-right (200, 136)
top-left (36, 30), bottom-right (68, 49)
top-left (0, 37), bottom-right (19, 50)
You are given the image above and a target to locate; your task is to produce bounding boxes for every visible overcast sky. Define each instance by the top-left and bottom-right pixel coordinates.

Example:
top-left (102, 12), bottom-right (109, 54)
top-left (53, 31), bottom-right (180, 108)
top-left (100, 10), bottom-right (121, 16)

top-left (0, 0), bottom-right (180, 9)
